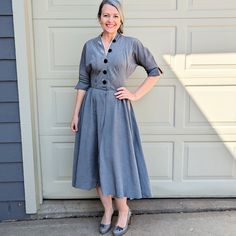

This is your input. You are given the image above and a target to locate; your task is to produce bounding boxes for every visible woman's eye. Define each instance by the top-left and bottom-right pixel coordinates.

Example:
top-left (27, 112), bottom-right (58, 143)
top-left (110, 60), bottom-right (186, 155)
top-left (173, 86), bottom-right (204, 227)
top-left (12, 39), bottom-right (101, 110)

top-left (102, 14), bottom-right (119, 18)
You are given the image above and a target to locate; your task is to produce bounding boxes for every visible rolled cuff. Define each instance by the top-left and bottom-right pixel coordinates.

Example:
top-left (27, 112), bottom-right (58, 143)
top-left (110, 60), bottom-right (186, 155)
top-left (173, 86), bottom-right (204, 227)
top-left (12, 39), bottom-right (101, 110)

top-left (74, 76), bottom-right (90, 91)
top-left (74, 81), bottom-right (90, 91)
top-left (146, 67), bottom-right (160, 77)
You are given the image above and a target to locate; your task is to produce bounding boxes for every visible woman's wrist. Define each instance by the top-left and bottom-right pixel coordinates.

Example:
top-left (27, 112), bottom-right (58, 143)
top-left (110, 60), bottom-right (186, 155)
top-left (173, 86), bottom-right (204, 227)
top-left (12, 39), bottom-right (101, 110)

top-left (133, 92), bottom-right (140, 101)
top-left (73, 112), bottom-right (79, 119)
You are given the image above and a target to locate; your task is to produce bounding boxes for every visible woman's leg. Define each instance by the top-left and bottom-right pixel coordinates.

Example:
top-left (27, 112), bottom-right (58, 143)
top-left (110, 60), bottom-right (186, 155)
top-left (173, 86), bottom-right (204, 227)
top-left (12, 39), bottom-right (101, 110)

top-left (96, 186), bottom-right (114, 224)
top-left (114, 197), bottom-right (130, 227)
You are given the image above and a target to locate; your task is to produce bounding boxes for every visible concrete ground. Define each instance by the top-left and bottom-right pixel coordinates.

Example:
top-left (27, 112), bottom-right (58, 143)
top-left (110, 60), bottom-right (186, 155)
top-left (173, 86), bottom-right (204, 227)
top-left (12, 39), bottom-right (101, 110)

top-left (1, 199), bottom-right (236, 236)
top-left (0, 210), bottom-right (236, 236)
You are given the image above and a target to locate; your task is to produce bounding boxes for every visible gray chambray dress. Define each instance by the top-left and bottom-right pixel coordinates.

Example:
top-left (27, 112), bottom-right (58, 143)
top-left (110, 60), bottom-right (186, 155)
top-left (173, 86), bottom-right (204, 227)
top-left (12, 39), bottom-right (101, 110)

top-left (72, 32), bottom-right (162, 199)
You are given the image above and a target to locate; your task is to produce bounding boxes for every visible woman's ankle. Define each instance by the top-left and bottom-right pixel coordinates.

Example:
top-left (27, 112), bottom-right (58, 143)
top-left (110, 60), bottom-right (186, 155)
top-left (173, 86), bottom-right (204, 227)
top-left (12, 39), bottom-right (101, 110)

top-left (117, 205), bottom-right (129, 214)
top-left (104, 205), bottom-right (114, 213)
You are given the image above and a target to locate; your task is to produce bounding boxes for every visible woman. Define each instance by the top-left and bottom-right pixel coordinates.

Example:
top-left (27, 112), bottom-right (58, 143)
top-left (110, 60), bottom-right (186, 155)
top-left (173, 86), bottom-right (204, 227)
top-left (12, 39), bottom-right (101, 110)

top-left (70, 0), bottom-right (162, 235)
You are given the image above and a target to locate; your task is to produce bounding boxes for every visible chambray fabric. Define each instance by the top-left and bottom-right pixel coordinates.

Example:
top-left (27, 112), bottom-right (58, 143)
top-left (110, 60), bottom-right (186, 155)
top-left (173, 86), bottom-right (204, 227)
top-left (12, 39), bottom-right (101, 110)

top-left (72, 32), bottom-right (161, 199)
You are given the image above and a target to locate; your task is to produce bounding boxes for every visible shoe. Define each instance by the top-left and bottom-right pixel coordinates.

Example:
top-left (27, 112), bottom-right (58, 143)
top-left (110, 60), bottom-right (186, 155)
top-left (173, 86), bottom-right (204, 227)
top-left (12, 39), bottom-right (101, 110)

top-left (112, 208), bottom-right (132, 236)
top-left (99, 209), bottom-right (114, 234)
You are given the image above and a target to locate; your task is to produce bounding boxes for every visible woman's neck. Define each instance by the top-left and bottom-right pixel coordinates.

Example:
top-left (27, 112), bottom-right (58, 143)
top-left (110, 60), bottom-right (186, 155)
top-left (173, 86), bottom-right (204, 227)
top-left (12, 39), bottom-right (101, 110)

top-left (101, 31), bottom-right (117, 44)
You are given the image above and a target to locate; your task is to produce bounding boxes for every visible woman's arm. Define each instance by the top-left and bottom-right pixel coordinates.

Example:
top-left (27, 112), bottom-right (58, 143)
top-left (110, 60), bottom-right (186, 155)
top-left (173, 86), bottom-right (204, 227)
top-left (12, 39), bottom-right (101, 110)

top-left (115, 75), bottom-right (160, 101)
top-left (133, 75), bottom-right (160, 101)
top-left (71, 89), bottom-right (86, 133)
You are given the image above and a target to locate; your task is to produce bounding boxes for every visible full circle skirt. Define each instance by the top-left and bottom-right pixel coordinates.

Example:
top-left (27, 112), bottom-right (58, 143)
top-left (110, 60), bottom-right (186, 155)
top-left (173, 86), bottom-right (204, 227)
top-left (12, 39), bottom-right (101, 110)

top-left (72, 87), bottom-right (152, 199)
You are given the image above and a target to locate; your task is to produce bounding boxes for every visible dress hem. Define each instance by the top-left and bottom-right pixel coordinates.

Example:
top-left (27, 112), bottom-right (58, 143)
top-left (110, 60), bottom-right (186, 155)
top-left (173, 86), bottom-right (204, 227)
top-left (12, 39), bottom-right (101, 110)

top-left (72, 183), bottom-right (152, 199)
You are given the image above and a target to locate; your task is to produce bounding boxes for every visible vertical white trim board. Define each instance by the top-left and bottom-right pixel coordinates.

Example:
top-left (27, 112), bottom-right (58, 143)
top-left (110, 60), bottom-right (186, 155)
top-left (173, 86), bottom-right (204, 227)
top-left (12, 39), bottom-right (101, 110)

top-left (12, 0), bottom-right (40, 214)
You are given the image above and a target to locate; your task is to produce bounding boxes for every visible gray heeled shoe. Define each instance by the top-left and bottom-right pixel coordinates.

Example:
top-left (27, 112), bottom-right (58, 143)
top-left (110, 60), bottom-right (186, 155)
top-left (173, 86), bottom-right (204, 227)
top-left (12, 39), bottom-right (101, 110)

top-left (99, 222), bottom-right (113, 235)
top-left (112, 208), bottom-right (132, 236)
top-left (99, 209), bottom-right (114, 234)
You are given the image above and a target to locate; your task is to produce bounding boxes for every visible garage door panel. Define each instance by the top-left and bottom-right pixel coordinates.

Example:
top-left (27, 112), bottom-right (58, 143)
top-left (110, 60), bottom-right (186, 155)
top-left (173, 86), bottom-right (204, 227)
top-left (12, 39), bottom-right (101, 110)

top-left (186, 26), bottom-right (236, 69)
top-left (183, 142), bottom-right (236, 179)
top-left (37, 79), bottom-right (76, 135)
top-left (133, 86), bottom-right (175, 128)
top-left (152, 181), bottom-right (236, 197)
top-left (32, 0), bottom-right (98, 19)
top-left (188, 0), bottom-right (236, 10)
top-left (123, 0), bottom-right (177, 12)
top-left (184, 86), bottom-right (236, 132)
top-left (40, 135), bottom-right (98, 198)
top-left (175, 19), bottom-right (236, 78)
top-left (185, 93), bottom-right (209, 126)
top-left (52, 0), bottom-right (96, 5)
top-left (34, 21), bottom-right (101, 79)
top-left (144, 142), bottom-right (174, 180)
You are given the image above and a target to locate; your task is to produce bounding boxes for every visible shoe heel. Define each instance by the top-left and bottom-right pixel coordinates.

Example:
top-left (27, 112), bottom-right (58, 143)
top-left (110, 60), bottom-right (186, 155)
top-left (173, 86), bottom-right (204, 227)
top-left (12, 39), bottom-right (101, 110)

top-left (128, 217), bottom-right (131, 225)
top-left (128, 211), bottom-right (132, 225)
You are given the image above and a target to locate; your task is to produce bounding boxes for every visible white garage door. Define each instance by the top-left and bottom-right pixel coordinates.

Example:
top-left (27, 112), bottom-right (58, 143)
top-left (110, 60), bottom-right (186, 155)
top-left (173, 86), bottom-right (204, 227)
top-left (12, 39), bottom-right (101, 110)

top-left (32, 0), bottom-right (236, 198)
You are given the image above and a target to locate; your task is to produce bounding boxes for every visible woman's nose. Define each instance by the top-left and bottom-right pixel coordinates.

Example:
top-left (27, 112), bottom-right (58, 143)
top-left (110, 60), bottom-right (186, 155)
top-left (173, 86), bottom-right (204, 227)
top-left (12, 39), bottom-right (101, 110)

top-left (107, 16), bottom-right (114, 22)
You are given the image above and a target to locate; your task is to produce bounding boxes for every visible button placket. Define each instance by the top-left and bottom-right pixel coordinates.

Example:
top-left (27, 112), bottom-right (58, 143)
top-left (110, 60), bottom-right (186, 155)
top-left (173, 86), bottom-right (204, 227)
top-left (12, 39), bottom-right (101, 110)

top-left (100, 35), bottom-right (116, 89)
top-left (102, 59), bottom-right (108, 86)
top-left (102, 51), bottom-right (110, 87)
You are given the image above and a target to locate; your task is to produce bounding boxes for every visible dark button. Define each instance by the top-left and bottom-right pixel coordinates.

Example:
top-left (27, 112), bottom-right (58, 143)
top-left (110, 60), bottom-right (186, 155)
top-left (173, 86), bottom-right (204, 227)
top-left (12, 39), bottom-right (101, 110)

top-left (104, 59), bottom-right (108, 63)
top-left (112, 39), bottom-right (116, 43)
top-left (103, 70), bottom-right (107, 74)
top-left (102, 80), bottom-right (107, 84)
top-left (108, 48), bottom-right (112, 53)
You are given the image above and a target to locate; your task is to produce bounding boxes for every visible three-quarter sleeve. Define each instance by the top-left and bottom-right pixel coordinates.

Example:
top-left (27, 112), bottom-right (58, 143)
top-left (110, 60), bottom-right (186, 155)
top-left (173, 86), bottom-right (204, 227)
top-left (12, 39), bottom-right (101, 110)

top-left (74, 43), bottom-right (91, 91)
top-left (133, 38), bottom-right (163, 76)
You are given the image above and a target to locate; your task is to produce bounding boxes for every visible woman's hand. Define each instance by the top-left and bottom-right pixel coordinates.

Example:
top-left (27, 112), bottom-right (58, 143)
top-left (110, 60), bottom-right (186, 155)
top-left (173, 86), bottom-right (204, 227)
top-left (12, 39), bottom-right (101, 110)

top-left (71, 115), bottom-right (79, 133)
top-left (114, 87), bottom-right (138, 101)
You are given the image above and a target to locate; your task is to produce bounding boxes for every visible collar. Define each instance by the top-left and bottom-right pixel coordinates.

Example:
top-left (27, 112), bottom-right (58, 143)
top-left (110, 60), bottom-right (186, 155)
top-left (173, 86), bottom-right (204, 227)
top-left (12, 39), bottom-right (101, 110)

top-left (97, 31), bottom-right (122, 45)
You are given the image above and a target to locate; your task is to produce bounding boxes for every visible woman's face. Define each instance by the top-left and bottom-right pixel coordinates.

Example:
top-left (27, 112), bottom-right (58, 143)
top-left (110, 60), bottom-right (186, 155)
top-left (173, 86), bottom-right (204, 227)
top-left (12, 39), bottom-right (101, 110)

top-left (99, 4), bottom-right (121, 35)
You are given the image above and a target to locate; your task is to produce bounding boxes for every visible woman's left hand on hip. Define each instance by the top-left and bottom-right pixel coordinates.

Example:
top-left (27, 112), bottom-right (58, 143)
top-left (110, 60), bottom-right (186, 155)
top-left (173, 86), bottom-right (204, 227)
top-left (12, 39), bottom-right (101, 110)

top-left (114, 87), bottom-right (137, 101)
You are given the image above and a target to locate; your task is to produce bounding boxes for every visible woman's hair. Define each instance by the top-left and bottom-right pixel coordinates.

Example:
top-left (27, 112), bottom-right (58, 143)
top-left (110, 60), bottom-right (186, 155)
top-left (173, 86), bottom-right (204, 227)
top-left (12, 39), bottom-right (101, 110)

top-left (97, 0), bottom-right (124, 34)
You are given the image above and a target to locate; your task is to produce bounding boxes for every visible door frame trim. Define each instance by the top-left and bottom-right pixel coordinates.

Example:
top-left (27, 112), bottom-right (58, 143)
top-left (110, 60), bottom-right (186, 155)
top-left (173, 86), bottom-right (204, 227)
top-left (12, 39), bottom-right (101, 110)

top-left (12, 0), bottom-right (42, 213)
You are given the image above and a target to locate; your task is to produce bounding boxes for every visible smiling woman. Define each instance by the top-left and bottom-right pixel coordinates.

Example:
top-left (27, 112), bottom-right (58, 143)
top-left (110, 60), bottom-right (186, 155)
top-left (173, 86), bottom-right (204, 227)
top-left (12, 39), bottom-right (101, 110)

top-left (97, 0), bottom-right (124, 34)
top-left (70, 0), bottom-right (162, 235)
